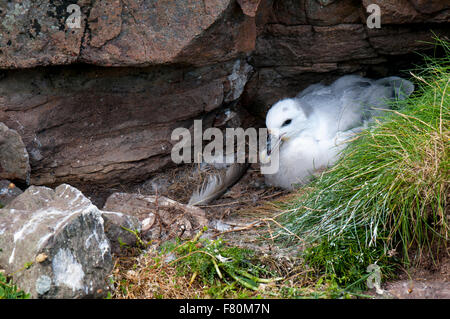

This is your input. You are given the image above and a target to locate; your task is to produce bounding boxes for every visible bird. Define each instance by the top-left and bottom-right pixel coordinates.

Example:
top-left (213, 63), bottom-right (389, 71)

top-left (260, 75), bottom-right (414, 189)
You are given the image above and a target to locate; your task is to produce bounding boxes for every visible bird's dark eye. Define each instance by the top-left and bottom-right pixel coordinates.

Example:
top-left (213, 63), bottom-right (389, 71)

top-left (282, 119), bottom-right (292, 127)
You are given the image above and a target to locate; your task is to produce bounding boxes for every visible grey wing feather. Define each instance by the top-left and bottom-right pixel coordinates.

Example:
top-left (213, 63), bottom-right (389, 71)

top-left (373, 76), bottom-right (414, 101)
top-left (331, 75), bottom-right (373, 94)
top-left (334, 75), bottom-right (415, 128)
top-left (296, 83), bottom-right (330, 98)
top-left (364, 76), bottom-right (414, 117)
top-left (188, 163), bottom-right (249, 206)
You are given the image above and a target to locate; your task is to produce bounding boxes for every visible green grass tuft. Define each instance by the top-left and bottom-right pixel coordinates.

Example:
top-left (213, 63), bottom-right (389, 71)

top-left (0, 272), bottom-right (30, 299)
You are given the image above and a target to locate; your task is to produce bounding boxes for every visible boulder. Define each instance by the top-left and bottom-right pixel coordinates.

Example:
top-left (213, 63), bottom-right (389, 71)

top-left (0, 184), bottom-right (113, 298)
top-left (101, 211), bottom-right (141, 255)
top-left (0, 123), bottom-right (30, 183)
top-left (80, 0), bottom-right (237, 66)
top-left (103, 192), bottom-right (208, 241)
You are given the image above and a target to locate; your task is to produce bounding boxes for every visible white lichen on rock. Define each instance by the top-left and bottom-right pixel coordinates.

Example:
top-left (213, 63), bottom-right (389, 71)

top-left (35, 275), bottom-right (52, 295)
top-left (225, 59), bottom-right (253, 102)
top-left (52, 248), bottom-right (85, 292)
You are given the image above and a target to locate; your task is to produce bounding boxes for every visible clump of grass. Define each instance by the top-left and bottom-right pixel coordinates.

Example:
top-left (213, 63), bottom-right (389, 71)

top-left (0, 271), bottom-right (30, 299)
top-left (278, 39), bottom-right (449, 288)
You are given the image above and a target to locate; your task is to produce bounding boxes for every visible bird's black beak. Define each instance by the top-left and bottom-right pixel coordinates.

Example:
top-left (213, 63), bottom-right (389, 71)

top-left (267, 132), bottom-right (272, 156)
top-left (266, 131), bottom-right (285, 156)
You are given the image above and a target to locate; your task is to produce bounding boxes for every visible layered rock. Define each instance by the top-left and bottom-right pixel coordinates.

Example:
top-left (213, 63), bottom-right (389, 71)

top-left (361, 0), bottom-right (450, 24)
top-left (0, 0), bottom-right (448, 188)
top-left (0, 0), bottom-right (260, 68)
top-left (0, 0), bottom-right (88, 69)
top-left (0, 59), bottom-right (253, 187)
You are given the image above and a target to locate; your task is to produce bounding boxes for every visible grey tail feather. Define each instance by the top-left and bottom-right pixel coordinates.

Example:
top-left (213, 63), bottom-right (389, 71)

top-left (375, 76), bottom-right (415, 100)
top-left (188, 164), bottom-right (249, 206)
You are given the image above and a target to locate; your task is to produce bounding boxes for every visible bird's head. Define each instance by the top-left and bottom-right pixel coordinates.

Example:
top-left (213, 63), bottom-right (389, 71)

top-left (261, 98), bottom-right (309, 159)
top-left (266, 98), bottom-right (308, 141)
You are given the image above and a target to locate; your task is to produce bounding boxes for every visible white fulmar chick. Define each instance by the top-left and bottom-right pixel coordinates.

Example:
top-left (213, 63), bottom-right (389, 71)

top-left (261, 75), bottom-right (414, 189)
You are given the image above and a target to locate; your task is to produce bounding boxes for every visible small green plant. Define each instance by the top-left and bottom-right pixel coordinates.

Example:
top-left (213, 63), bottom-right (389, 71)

top-left (161, 227), bottom-right (283, 291)
top-left (0, 272), bottom-right (30, 299)
top-left (121, 226), bottom-right (151, 249)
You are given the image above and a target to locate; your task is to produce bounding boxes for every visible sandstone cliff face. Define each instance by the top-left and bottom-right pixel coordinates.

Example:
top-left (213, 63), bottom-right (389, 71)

top-left (0, 0), bottom-right (449, 188)
top-left (0, 0), bottom-right (257, 68)
top-left (0, 60), bottom-right (253, 187)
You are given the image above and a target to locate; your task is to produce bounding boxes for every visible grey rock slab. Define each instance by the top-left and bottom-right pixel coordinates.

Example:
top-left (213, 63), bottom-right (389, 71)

top-left (0, 184), bottom-right (113, 298)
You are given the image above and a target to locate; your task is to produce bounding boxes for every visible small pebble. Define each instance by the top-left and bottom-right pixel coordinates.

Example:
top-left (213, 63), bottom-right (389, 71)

top-left (35, 253), bottom-right (48, 263)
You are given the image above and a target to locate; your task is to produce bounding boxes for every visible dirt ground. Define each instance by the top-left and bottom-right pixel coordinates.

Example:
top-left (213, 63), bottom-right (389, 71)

top-left (374, 251), bottom-right (450, 299)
